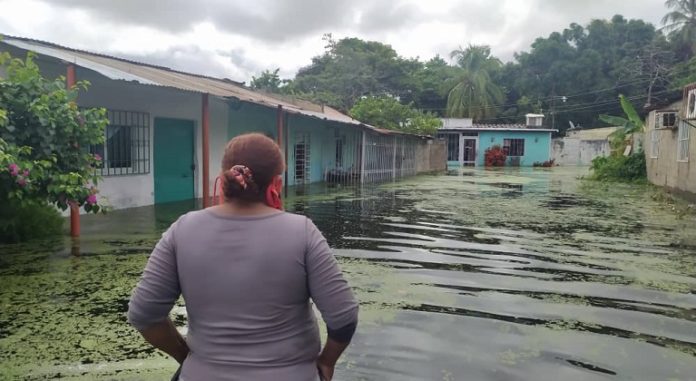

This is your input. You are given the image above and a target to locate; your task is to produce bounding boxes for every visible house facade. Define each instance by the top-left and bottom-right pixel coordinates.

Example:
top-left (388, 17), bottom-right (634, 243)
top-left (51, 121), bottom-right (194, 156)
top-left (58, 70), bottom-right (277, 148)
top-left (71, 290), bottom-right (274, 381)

top-left (0, 36), bottom-right (446, 217)
top-left (551, 126), bottom-right (619, 166)
top-left (437, 114), bottom-right (556, 167)
top-left (644, 83), bottom-right (696, 197)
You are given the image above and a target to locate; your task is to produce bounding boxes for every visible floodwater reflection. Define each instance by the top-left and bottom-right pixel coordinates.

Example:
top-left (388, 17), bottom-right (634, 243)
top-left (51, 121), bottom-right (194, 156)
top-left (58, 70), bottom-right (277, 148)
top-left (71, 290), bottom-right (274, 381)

top-left (1, 167), bottom-right (695, 380)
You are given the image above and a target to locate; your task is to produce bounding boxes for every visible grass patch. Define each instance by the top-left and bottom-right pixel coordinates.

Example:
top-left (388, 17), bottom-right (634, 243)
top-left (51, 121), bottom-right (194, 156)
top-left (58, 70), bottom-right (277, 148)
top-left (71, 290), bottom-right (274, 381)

top-left (588, 152), bottom-right (646, 182)
top-left (0, 201), bottom-right (64, 243)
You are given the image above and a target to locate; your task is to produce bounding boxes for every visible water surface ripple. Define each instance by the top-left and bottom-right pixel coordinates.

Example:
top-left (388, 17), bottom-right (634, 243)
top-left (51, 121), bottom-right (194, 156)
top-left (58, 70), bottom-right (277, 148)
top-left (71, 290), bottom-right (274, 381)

top-left (1, 168), bottom-right (695, 380)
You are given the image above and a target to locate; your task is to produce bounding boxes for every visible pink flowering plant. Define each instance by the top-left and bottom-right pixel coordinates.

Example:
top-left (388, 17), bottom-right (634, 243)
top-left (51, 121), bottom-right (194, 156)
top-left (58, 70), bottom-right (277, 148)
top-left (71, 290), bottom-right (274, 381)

top-left (0, 51), bottom-right (108, 214)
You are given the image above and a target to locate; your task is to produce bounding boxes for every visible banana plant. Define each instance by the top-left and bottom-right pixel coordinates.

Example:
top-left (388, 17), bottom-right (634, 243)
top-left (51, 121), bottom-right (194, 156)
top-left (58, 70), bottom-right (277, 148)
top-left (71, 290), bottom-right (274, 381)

top-left (598, 95), bottom-right (645, 154)
top-left (599, 94), bottom-right (645, 134)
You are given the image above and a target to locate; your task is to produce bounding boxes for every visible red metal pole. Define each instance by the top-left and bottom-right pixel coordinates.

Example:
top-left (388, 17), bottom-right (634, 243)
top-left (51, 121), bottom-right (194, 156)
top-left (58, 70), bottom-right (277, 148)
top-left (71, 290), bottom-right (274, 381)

top-left (276, 105), bottom-right (283, 149)
top-left (202, 93), bottom-right (211, 208)
top-left (67, 64), bottom-right (80, 237)
top-left (66, 64), bottom-right (76, 90)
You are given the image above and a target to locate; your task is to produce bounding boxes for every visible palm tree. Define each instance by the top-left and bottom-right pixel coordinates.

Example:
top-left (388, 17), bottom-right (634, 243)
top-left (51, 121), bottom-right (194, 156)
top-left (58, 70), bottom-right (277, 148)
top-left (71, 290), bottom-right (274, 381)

top-left (662, 0), bottom-right (696, 56)
top-left (446, 45), bottom-right (504, 120)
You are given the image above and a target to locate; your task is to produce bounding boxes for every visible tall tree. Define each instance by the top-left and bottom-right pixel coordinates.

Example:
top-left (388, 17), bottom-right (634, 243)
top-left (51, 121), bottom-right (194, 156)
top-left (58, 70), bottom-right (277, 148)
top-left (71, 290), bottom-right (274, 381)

top-left (446, 45), bottom-right (504, 120)
top-left (507, 16), bottom-right (664, 132)
top-left (289, 36), bottom-right (419, 111)
top-left (249, 68), bottom-right (286, 93)
top-left (349, 96), bottom-right (441, 135)
top-left (662, 0), bottom-right (696, 58)
top-left (404, 56), bottom-right (460, 115)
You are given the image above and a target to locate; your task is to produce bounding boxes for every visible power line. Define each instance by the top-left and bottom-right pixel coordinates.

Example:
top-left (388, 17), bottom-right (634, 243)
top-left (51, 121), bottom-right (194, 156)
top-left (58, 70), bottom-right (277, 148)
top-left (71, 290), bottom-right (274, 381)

top-left (416, 63), bottom-right (692, 114)
top-left (436, 89), bottom-right (676, 125)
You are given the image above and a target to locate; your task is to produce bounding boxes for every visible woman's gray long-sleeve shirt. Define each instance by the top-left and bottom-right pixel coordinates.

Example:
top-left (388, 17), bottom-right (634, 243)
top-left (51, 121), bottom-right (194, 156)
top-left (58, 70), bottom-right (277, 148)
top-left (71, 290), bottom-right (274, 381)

top-left (127, 209), bottom-right (359, 381)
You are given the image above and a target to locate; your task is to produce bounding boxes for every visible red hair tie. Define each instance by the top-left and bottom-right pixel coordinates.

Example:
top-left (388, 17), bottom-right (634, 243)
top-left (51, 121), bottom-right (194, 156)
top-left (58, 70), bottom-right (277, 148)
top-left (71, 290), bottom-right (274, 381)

top-left (229, 165), bottom-right (253, 189)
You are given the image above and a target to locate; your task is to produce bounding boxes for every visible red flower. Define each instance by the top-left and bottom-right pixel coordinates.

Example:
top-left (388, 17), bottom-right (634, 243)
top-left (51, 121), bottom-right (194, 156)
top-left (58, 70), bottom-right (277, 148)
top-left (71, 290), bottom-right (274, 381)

top-left (8, 163), bottom-right (19, 177)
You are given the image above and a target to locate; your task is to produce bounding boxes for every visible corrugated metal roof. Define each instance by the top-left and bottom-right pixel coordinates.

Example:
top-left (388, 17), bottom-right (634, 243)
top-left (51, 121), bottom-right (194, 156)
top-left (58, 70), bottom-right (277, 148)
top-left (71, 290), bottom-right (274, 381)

top-left (1, 36), bottom-right (426, 138)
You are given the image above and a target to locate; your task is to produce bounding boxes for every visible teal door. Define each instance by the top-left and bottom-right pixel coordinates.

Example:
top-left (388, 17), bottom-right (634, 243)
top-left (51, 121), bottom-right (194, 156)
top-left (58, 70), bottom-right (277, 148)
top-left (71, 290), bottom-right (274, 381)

top-left (154, 118), bottom-right (195, 203)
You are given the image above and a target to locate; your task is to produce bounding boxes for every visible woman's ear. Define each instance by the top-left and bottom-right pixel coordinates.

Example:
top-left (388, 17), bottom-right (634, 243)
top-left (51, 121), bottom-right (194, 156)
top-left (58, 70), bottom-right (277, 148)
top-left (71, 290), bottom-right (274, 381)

top-left (265, 176), bottom-right (283, 210)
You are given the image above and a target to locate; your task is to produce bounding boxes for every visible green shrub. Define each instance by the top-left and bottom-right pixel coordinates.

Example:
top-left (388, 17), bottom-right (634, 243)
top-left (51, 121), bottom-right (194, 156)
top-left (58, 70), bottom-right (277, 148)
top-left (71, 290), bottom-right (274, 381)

top-left (589, 152), bottom-right (646, 182)
top-left (0, 200), bottom-right (64, 243)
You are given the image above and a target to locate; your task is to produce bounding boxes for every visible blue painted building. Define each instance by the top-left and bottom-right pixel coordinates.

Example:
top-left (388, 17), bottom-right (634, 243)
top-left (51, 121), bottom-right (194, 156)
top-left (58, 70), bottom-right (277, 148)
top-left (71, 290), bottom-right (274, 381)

top-left (437, 115), bottom-right (557, 167)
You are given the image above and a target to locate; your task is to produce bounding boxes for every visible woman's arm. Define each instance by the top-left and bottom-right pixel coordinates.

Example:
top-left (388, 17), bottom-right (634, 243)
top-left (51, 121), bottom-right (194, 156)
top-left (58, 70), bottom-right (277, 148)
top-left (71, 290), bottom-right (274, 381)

top-left (305, 218), bottom-right (359, 380)
top-left (317, 337), bottom-right (351, 381)
top-left (138, 318), bottom-right (189, 364)
top-left (128, 218), bottom-right (186, 363)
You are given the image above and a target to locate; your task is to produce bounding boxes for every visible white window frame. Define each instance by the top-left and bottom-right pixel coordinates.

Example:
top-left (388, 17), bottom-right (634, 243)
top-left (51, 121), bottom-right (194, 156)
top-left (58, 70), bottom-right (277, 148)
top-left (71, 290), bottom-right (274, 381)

top-left (677, 120), bottom-right (690, 162)
top-left (650, 129), bottom-right (660, 159)
top-left (655, 111), bottom-right (677, 129)
top-left (687, 89), bottom-right (696, 119)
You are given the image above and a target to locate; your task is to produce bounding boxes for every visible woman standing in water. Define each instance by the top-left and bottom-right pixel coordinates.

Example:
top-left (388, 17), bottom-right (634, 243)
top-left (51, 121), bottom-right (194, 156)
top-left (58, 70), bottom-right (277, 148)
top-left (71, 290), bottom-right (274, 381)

top-left (128, 133), bottom-right (359, 381)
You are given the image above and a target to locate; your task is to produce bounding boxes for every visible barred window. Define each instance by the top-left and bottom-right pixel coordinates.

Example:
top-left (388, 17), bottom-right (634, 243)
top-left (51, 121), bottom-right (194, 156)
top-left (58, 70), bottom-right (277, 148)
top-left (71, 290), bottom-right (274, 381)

top-left (439, 133), bottom-right (459, 161)
top-left (92, 110), bottom-right (150, 176)
top-left (335, 136), bottom-right (344, 168)
top-left (503, 138), bottom-right (525, 156)
top-left (677, 120), bottom-right (690, 162)
top-left (650, 130), bottom-right (659, 159)
top-left (294, 133), bottom-right (311, 184)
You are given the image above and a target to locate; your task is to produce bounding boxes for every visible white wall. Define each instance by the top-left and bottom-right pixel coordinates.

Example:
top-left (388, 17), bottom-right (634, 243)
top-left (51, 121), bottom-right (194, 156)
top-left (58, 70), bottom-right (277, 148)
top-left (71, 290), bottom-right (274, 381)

top-left (27, 57), bottom-right (229, 211)
top-left (552, 138), bottom-right (610, 166)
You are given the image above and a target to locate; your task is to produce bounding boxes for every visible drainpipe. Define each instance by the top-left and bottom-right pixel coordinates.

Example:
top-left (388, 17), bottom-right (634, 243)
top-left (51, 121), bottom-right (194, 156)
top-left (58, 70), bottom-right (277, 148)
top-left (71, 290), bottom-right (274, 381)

top-left (284, 113), bottom-right (289, 195)
top-left (392, 135), bottom-right (397, 180)
top-left (276, 105), bottom-right (286, 194)
top-left (276, 105), bottom-right (284, 149)
top-left (66, 64), bottom-right (80, 237)
top-left (360, 130), bottom-right (366, 184)
top-left (202, 93), bottom-right (211, 207)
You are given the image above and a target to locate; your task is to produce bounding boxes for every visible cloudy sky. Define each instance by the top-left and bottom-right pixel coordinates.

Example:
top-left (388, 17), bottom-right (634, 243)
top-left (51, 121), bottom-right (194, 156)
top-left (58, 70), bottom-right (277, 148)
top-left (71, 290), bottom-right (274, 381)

top-left (0, 0), bottom-right (667, 83)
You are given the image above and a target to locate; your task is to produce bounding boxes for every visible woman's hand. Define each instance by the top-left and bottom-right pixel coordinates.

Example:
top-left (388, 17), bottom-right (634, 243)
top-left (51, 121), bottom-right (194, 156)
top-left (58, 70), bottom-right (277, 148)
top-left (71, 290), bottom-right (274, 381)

top-left (317, 358), bottom-right (334, 381)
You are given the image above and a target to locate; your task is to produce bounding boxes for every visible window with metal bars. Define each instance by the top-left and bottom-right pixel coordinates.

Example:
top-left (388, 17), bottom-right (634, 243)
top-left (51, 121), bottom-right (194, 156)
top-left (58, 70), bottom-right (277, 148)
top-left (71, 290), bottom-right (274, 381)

top-left (503, 138), bottom-right (525, 157)
top-left (335, 136), bottom-right (344, 168)
top-left (438, 133), bottom-right (459, 161)
top-left (91, 110), bottom-right (150, 176)
top-left (677, 120), bottom-right (690, 162)
top-left (650, 130), bottom-right (660, 159)
top-left (294, 133), bottom-right (311, 184)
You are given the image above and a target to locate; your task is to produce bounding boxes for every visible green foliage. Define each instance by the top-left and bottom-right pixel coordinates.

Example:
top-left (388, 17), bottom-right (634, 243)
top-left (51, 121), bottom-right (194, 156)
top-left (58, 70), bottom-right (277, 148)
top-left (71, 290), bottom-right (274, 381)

top-left (349, 96), bottom-right (442, 135)
top-left (0, 51), bottom-right (108, 225)
top-left (258, 3), bottom-right (694, 132)
top-left (599, 95), bottom-right (645, 154)
top-left (0, 200), bottom-right (63, 243)
top-left (509, 16), bottom-right (668, 131)
top-left (249, 68), bottom-right (291, 93)
top-left (671, 55), bottom-right (696, 87)
top-left (447, 45), bottom-right (504, 119)
top-left (662, 0), bottom-right (696, 57)
top-left (589, 152), bottom-right (647, 182)
top-left (599, 95), bottom-right (644, 132)
top-left (288, 35), bottom-right (427, 111)
top-left (403, 56), bottom-right (460, 115)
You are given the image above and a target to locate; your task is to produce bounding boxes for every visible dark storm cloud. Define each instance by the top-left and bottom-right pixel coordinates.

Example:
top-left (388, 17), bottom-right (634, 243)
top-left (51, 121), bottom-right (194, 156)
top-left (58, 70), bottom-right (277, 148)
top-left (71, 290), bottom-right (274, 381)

top-left (45, 0), bottom-right (431, 42)
top-left (2, 0), bottom-right (670, 80)
top-left (355, 2), bottom-right (419, 32)
top-left (118, 45), bottom-right (240, 79)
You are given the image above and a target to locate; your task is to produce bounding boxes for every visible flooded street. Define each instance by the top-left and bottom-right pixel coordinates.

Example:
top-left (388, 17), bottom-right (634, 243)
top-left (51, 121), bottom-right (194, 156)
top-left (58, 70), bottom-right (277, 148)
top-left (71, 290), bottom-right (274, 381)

top-left (2, 167), bottom-right (696, 380)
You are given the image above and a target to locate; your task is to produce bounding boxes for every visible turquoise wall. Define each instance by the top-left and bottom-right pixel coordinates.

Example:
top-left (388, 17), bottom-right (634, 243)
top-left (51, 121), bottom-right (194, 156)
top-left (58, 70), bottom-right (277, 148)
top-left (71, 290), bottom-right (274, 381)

top-left (228, 102), bottom-right (277, 139)
top-left (228, 101), bottom-right (362, 186)
top-left (286, 115), bottom-right (362, 186)
top-left (477, 131), bottom-right (552, 166)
